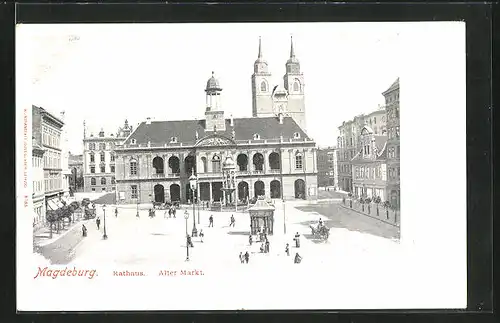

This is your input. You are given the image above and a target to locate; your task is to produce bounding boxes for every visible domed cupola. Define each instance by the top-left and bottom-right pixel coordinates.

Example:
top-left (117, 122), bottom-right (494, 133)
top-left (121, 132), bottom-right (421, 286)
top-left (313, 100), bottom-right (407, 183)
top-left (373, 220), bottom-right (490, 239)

top-left (205, 71), bottom-right (222, 93)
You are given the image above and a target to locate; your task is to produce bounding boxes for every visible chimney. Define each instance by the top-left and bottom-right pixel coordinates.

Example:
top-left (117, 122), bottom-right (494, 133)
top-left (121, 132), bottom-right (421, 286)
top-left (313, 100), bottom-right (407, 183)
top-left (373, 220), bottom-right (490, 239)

top-left (146, 117), bottom-right (151, 125)
top-left (278, 113), bottom-right (284, 124)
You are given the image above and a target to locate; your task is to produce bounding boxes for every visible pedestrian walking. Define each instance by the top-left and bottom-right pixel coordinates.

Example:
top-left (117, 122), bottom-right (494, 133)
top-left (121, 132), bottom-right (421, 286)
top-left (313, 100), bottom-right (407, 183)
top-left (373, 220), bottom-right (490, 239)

top-left (294, 253), bottom-right (302, 264)
top-left (285, 243), bottom-right (290, 256)
top-left (82, 224), bottom-right (87, 237)
top-left (260, 243), bottom-right (265, 253)
top-left (173, 208), bottom-right (176, 218)
top-left (199, 229), bottom-right (204, 243)
top-left (96, 217), bottom-right (101, 230)
top-left (230, 214), bottom-right (235, 227)
top-left (294, 232), bottom-right (301, 248)
top-left (265, 240), bottom-right (270, 253)
top-left (248, 234), bottom-right (253, 246)
top-left (244, 251), bottom-right (250, 264)
top-left (115, 208), bottom-right (118, 218)
top-left (209, 215), bottom-right (214, 227)
top-left (239, 252), bottom-right (244, 264)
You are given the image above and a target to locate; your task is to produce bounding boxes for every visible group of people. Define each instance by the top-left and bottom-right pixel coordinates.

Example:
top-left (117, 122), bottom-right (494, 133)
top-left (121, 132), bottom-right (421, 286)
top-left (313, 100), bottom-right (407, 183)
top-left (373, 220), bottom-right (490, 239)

top-left (164, 207), bottom-right (177, 218)
top-left (239, 251), bottom-right (250, 264)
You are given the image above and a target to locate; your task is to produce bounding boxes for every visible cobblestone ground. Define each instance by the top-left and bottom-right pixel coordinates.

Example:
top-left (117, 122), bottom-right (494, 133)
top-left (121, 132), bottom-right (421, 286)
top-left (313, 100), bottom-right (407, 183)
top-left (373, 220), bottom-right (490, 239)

top-left (34, 221), bottom-right (89, 265)
top-left (296, 202), bottom-right (400, 241)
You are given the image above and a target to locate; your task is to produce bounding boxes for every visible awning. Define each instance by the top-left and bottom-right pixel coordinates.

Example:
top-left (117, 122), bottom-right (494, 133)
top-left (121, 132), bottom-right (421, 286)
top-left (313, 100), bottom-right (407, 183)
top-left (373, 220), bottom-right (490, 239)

top-left (47, 200), bottom-right (59, 211)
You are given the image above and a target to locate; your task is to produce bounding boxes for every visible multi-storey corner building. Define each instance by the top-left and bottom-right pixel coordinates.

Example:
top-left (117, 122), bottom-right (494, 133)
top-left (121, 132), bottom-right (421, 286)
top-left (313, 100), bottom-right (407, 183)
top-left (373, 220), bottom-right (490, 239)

top-left (32, 136), bottom-right (46, 229)
top-left (32, 105), bottom-right (65, 211)
top-left (82, 121), bottom-right (131, 192)
top-left (68, 153), bottom-right (84, 191)
top-left (59, 111), bottom-right (71, 198)
top-left (383, 78), bottom-right (400, 209)
top-left (337, 107), bottom-right (387, 192)
top-left (317, 146), bottom-right (338, 189)
top-left (350, 124), bottom-right (388, 199)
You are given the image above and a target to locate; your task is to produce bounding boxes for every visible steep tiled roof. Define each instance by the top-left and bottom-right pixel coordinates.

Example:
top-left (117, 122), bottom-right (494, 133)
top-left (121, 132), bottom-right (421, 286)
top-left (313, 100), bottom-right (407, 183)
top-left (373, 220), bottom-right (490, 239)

top-left (382, 77), bottom-right (399, 95)
top-left (123, 116), bottom-right (311, 146)
top-left (351, 134), bottom-right (388, 162)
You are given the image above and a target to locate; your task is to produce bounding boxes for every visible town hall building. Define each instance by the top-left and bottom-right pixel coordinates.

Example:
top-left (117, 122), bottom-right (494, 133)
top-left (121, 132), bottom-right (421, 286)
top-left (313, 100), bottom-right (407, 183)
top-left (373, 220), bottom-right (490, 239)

top-left (114, 38), bottom-right (317, 204)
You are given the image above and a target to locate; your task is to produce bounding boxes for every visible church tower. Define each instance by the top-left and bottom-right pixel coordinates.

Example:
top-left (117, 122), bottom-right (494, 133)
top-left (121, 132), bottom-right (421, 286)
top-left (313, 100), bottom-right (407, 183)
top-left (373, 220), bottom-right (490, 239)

top-left (251, 37), bottom-right (273, 118)
top-left (283, 36), bottom-right (306, 131)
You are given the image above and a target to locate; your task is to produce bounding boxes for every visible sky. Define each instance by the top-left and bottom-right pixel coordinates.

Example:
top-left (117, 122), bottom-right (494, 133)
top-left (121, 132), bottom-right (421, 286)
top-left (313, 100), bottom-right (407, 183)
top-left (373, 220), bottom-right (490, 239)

top-left (19, 23), bottom-right (401, 154)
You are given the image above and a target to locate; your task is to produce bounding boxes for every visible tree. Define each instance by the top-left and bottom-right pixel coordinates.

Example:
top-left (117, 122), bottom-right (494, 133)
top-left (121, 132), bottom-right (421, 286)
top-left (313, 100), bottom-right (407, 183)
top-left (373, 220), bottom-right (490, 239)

top-left (46, 211), bottom-right (58, 239)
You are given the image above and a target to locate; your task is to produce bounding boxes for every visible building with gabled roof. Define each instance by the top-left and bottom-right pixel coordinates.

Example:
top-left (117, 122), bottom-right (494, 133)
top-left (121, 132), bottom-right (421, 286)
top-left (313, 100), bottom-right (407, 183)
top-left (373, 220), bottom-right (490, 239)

top-left (350, 123), bottom-right (389, 200)
top-left (114, 41), bottom-right (318, 205)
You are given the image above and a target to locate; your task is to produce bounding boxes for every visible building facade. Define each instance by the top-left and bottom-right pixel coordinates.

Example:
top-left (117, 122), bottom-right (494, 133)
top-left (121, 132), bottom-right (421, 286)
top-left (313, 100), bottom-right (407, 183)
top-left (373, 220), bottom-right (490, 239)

top-left (32, 105), bottom-right (65, 211)
top-left (337, 105), bottom-right (388, 193)
top-left (317, 146), bottom-right (338, 189)
top-left (383, 78), bottom-right (400, 209)
top-left (68, 153), bottom-right (84, 192)
top-left (351, 124), bottom-right (388, 200)
top-left (32, 136), bottom-right (46, 229)
top-left (251, 37), bottom-right (307, 132)
top-left (82, 121), bottom-right (131, 192)
top-left (115, 69), bottom-right (318, 204)
top-left (59, 111), bottom-right (71, 198)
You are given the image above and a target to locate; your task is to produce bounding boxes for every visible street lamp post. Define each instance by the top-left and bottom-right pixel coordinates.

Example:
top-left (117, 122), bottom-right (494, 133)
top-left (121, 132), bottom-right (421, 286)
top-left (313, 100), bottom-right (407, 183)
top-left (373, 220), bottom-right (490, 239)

top-left (184, 210), bottom-right (189, 261)
top-left (283, 199), bottom-right (286, 234)
top-left (189, 170), bottom-right (198, 237)
top-left (102, 205), bottom-right (108, 240)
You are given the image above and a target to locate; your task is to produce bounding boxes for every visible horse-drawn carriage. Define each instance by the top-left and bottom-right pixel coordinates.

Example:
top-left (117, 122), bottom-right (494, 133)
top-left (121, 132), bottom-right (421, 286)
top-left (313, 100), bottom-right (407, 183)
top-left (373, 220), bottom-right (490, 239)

top-left (309, 223), bottom-right (330, 240)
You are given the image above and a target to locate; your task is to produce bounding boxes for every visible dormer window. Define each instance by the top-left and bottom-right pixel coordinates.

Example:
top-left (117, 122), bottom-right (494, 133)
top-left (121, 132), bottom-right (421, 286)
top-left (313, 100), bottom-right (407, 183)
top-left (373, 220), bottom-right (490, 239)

top-left (253, 134), bottom-right (260, 140)
top-left (170, 137), bottom-right (178, 143)
top-left (131, 139), bottom-right (137, 145)
top-left (293, 132), bottom-right (301, 139)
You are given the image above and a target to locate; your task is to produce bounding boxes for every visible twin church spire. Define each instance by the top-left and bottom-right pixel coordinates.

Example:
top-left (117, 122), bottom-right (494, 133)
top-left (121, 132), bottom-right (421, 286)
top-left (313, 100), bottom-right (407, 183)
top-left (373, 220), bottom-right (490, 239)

top-left (254, 35), bottom-right (301, 75)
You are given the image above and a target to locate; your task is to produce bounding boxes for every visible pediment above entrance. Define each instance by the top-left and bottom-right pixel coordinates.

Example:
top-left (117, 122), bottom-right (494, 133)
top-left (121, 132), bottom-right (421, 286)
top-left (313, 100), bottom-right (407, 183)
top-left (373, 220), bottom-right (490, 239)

top-left (195, 135), bottom-right (236, 147)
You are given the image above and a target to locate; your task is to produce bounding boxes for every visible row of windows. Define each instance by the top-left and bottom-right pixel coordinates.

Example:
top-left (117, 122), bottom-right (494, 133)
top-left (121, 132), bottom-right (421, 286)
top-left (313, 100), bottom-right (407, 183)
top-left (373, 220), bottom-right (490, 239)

top-left (339, 150), bottom-right (355, 161)
top-left (354, 165), bottom-right (382, 180)
top-left (339, 164), bottom-right (351, 174)
top-left (387, 127), bottom-right (400, 140)
top-left (90, 165), bottom-right (116, 174)
top-left (32, 156), bottom-right (43, 168)
top-left (387, 107), bottom-right (400, 121)
top-left (388, 167), bottom-right (400, 180)
top-left (388, 145), bottom-right (400, 159)
top-left (88, 142), bottom-right (115, 151)
top-left (32, 180), bottom-right (43, 193)
top-left (44, 178), bottom-right (62, 192)
top-left (42, 126), bottom-right (61, 149)
top-left (43, 151), bottom-right (61, 169)
top-left (89, 152), bottom-right (115, 163)
top-left (90, 177), bottom-right (116, 185)
top-left (128, 152), bottom-right (305, 177)
top-left (260, 79), bottom-right (301, 93)
top-left (386, 93), bottom-right (399, 104)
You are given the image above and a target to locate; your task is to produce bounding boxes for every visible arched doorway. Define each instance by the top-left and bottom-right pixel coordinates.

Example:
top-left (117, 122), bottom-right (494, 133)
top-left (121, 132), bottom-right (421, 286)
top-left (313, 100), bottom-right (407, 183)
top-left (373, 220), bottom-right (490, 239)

top-left (238, 181), bottom-right (249, 202)
top-left (269, 152), bottom-right (280, 170)
top-left (254, 180), bottom-right (265, 197)
top-left (294, 179), bottom-right (306, 199)
top-left (270, 180), bottom-right (281, 198)
top-left (154, 184), bottom-right (165, 203)
top-left (237, 154), bottom-right (248, 171)
top-left (253, 153), bottom-right (264, 171)
top-left (152, 156), bottom-right (164, 174)
top-left (390, 190), bottom-right (399, 210)
top-left (168, 156), bottom-right (180, 174)
top-left (170, 184), bottom-right (180, 202)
